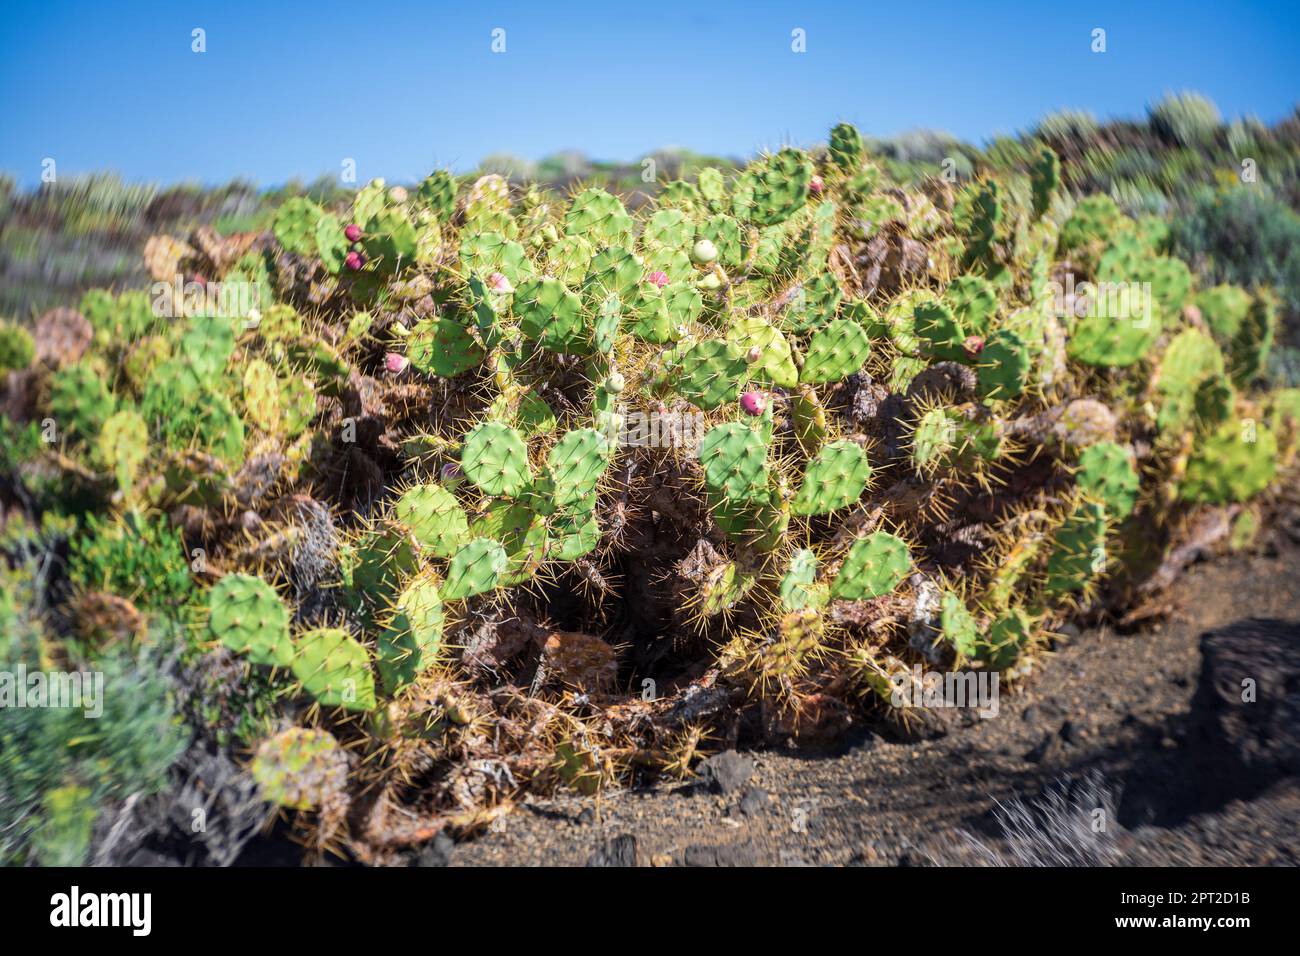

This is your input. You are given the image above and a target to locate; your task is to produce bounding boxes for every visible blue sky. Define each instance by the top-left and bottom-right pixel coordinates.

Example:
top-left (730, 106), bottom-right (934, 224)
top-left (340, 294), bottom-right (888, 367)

top-left (2, 0), bottom-right (1297, 188)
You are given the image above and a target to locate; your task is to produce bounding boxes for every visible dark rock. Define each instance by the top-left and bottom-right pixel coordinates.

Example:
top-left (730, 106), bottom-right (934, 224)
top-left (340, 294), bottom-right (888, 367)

top-left (586, 834), bottom-right (638, 867)
top-left (738, 787), bottom-right (769, 816)
top-left (697, 750), bottom-right (754, 794)
top-left (576, 807), bottom-right (596, 826)
top-left (1060, 720), bottom-right (1081, 745)
top-left (683, 839), bottom-right (759, 866)
top-left (1022, 705), bottom-right (1040, 724)
top-left (1190, 618), bottom-right (1300, 793)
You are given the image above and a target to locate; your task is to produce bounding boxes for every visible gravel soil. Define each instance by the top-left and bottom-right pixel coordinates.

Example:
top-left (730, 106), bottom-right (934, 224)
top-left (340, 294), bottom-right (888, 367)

top-left (437, 530), bottom-right (1300, 867)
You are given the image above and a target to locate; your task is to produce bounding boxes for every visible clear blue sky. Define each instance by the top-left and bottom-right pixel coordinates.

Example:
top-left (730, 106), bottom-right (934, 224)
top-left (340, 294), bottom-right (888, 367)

top-left (2, 0), bottom-right (1297, 188)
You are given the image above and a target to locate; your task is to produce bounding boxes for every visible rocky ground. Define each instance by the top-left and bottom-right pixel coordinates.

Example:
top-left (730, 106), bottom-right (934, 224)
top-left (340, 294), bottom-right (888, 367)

top-left (417, 525), bottom-right (1300, 867)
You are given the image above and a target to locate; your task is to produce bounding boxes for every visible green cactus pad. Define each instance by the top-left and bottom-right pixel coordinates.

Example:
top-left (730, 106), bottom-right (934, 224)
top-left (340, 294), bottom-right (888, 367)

top-left (1044, 501), bottom-right (1108, 596)
top-left (781, 274), bottom-right (843, 333)
top-left (395, 483), bottom-right (470, 559)
top-left (292, 627), bottom-right (377, 711)
top-left (272, 197), bottom-right (325, 256)
top-left (208, 573), bottom-right (293, 668)
top-left (940, 590), bottom-right (979, 657)
top-left (1075, 442), bottom-right (1140, 519)
top-left (944, 276), bottom-right (998, 337)
top-left (49, 362), bottom-right (116, 443)
top-left (1180, 420), bottom-right (1278, 504)
top-left (461, 422), bottom-right (531, 496)
top-left (669, 339), bottom-right (748, 410)
top-left (377, 574), bottom-right (445, 694)
top-left (564, 189), bottom-right (635, 248)
top-left (1067, 287), bottom-right (1161, 366)
top-left (700, 422), bottom-right (770, 501)
top-left (96, 408), bottom-right (149, 492)
top-left (799, 319), bottom-right (872, 384)
top-left (779, 548), bottom-right (826, 611)
top-left (407, 318), bottom-right (484, 378)
top-left (792, 440), bottom-right (872, 515)
top-left (727, 315), bottom-right (798, 388)
top-left (251, 728), bottom-right (347, 811)
top-left (442, 537), bottom-right (510, 600)
top-left (831, 532), bottom-right (912, 601)
top-left (976, 328), bottom-right (1030, 400)
top-left (541, 428), bottom-right (612, 509)
top-left (515, 276), bottom-right (586, 353)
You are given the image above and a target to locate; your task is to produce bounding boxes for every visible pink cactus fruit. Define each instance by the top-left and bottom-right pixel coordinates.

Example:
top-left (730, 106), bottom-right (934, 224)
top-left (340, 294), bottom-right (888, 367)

top-left (344, 223), bottom-right (363, 242)
top-left (809, 175), bottom-right (824, 194)
top-left (385, 352), bottom-right (408, 374)
top-left (740, 390), bottom-right (766, 416)
top-left (646, 270), bottom-right (670, 288)
top-left (344, 251), bottom-right (364, 271)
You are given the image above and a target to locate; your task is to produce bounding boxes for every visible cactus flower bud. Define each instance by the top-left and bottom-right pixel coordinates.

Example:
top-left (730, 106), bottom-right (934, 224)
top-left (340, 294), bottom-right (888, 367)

top-left (809, 175), bottom-right (824, 194)
top-left (385, 352), bottom-right (408, 374)
top-left (691, 239), bottom-right (718, 265)
top-left (646, 270), bottom-right (670, 288)
top-left (344, 223), bottom-right (362, 242)
top-left (745, 345), bottom-right (763, 363)
top-left (740, 391), bottom-right (766, 416)
top-left (388, 186), bottom-right (408, 203)
top-left (962, 335), bottom-right (985, 360)
top-left (440, 461), bottom-right (463, 489)
top-left (487, 272), bottom-right (514, 294)
top-left (344, 251), bottom-right (364, 271)
top-left (605, 372), bottom-right (626, 394)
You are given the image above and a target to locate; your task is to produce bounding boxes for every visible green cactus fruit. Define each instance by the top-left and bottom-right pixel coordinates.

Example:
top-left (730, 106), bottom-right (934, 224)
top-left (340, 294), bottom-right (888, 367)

top-left (787, 387), bottom-right (827, 457)
top-left (417, 169), bottom-right (458, 219)
top-left (1194, 284), bottom-right (1251, 342)
top-left (515, 276), bottom-right (586, 353)
top-left (667, 339), bottom-right (748, 410)
top-left (976, 328), bottom-right (1030, 400)
top-left (50, 362), bottom-right (116, 442)
top-left (696, 214), bottom-right (746, 270)
top-left (831, 532), bottom-right (912, 601)
top-left (792, 440), bottom-right (872, 515)
top-left (1044, 500), bottom-right (1108, 596)
top-left (395, 483), bottom-right (470, 559)
top-left (292, 627), bottom-right (376, 711)
top-left (541, 427), bottom-right (612, 509)
top-left (1075, 441), bottom-right (1139, 519)
top-left (96, 408), bottom-right (149, 493)
top-left (208, 573), bottom-right (294, 668)
top-left (940, 590), bottom-right (979, 657)
top-left (913, 300), bottom-right (968, 362)
top-left (700, 421), bottom-right (770, 501)
top-left (272, 196), bottom-right (325, 256)
top-left (1228, 295), bottom-right (1276, 388)
top-left (799, 319), bottom-right (871, 384)
top-left (1067, 287), bottom-right (1161, 366)
top-left (779, 548), bottom-right (826, 611)
top-left (377, 574), bottom-right (444, 694)
top-left (0, 322), bottom-right (35, 370)
top-left (461, 422), bottom-right (531, 497)
top-left (442, 536), bottom-right (510, 600)
top-left (727, 315), bottom-right (797, 388)
top-left (1030, 146), bottom-right (1060, 219)
top-left (829, 122), bottom-right (865, 172)
top-left (564, 188), bottom-right (635, 248)
top-left (251, 727), bottom-right (348, 811)
top-left (781, 273), bottom-right (843, 333)
top-left (1180, 420), bottom-right (1278, 504)
top-left (242, 358), bottom-right (282, 433)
